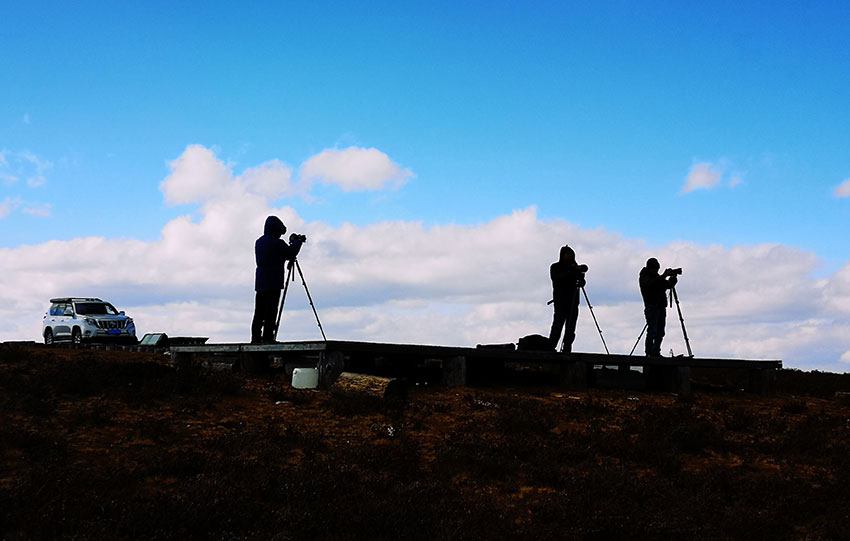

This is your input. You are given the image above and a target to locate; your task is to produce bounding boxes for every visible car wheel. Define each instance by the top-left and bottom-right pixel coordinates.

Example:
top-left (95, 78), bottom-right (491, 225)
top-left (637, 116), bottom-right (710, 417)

top-left (72, 328), bottom-right (82, 344)
top-left (44, 328), bottom-right (54, 345)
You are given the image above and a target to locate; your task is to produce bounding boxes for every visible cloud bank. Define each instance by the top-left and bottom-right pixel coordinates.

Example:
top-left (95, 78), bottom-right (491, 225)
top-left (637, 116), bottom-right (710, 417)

top-left (2, 144), bottom-right (849, 372)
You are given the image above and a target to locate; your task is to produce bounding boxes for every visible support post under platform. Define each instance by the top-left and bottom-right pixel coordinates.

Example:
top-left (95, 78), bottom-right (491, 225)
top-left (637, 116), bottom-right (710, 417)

top-left (318, 350), bottom-right (345, 389)
top-left (645, 365), bottom-right (691, 396)
top-left (442, 356), bottom-right (467, 386)
top-left (560, 360), bottom-right (588, 390)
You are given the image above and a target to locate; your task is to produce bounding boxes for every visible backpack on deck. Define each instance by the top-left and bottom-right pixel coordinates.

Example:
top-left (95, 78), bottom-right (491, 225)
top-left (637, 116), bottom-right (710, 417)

top-left (517, 334), bottom-right (554, 352)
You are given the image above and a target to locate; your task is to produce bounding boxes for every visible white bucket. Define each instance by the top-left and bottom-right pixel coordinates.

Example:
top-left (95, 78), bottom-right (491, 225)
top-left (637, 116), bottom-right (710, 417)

top-left (292, 367), bottom-right (319, 389)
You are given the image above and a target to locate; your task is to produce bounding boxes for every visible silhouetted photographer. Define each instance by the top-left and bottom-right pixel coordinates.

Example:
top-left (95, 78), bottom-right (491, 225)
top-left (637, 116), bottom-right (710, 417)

top-left (548, 245), bottom-right (588, 352)
top-left (638, 258), bottom-right (680, 356)
top-left (251, 216), bottom-right (305, 343)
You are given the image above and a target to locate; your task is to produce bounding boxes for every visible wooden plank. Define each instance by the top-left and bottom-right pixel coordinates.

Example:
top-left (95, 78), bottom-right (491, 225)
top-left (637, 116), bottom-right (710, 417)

top-left (169, 340), bottom-right (781, 371)
top-left (170, 343), bottom-right (245, 354)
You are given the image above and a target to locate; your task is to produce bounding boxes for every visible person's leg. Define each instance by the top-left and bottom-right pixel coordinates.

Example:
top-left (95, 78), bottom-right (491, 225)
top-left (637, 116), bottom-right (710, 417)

top-left (645, 306), bottom-right (661, 356)
top-left (251, 291), bottom-right (266, 343)
top-left (260, 290), bottom-right (282, 342)
top-left (562, 302), bottom-right (579, 353)
top-left (653, 308), bottom-right (666, 356)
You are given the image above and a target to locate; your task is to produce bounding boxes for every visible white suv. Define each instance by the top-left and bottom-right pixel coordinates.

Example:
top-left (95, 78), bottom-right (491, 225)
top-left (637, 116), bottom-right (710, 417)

top-left (42, 297), bottom-right (137, 345)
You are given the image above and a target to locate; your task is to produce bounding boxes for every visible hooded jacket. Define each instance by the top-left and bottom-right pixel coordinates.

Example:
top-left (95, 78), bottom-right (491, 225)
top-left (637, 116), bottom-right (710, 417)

top-left (254, 216), bottom-right (303, 291)
top-left (639, 267), bottom-right (677, 308)
top-left (550, 262), bottom-right (586, 305)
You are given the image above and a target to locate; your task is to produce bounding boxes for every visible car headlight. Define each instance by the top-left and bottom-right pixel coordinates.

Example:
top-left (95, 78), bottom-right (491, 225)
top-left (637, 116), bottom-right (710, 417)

top-left (85, 318), bottom-right (98, 326)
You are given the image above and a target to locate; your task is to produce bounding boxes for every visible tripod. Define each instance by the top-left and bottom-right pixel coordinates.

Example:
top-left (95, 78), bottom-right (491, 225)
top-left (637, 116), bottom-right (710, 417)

top-left (670, 285), bottom-right (693, 357)
top-left (629, 323), bottom-right (647, 356)
top-left (556, 285), bottom-right (610, 354)
top-left (273, 258), bottom-right (327, 342)
top-left (629, 285), bottom-right (693, 357)
top-left (581, 287), bottom-right (609, 354)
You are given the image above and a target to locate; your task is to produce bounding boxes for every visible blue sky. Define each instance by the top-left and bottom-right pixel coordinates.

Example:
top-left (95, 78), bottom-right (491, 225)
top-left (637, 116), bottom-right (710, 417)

top-left (3, 2), bottom-right (850, 369)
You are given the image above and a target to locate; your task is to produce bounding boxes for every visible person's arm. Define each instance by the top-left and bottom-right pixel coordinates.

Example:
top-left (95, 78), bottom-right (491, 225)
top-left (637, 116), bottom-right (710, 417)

top-left (550, 263), bottom-right (566, 285)
top-left (284, 234), bottom-right (304, 260)
top-left (640, 271), bottom-right (659, 290)
top-left (661, 270), bottom-right (678, 290)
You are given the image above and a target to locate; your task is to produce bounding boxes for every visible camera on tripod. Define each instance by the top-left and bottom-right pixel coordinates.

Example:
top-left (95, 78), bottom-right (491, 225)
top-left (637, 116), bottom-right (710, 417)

top-left (665, 267), bottom-right (683, 276)
top-left (290, 233), bottom-right (307, 244)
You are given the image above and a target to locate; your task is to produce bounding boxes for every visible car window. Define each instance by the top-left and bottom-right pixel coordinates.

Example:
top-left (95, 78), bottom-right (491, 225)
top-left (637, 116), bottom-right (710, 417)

top-left (62, 304), bottom-right (73, 316)
top-left (50, 304), bottom-right (60, 316)
top-left (75, 302), bottom-right (107, 315)
top-left (74, 302), bottom-right (120, 315)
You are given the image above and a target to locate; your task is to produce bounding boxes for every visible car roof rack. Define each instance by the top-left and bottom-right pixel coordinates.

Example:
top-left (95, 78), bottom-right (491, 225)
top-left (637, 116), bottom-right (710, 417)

top-left (49, 297), bottom-right (104, 303)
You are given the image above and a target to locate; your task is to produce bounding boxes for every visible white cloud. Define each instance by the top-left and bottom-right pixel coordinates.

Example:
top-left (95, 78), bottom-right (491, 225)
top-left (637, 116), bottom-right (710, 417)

top-left (236, 159), bottom-right (296, 199)
top-left (19, 151), bottom-right (52, 175)
top-left (159, 145), bottom-right (233, 205)
top-left (833, 178), bottom-right (850, 198)
top-left (2, 148), bottom-right (850, 372)
top-left (0, 149), bottom-right (52, 188)
top-left (0, 197), bottom-right (50, 219)
top-left (682, 162), bottom-right (722, 193)
top-left (22, 202), bottom-right (51, 217)
top-left (0, 197), bottom-right (21, 219)
top-left (160, 146), bottom-right (306, 205)
top-left (299, 146), bottom-right (413, 191)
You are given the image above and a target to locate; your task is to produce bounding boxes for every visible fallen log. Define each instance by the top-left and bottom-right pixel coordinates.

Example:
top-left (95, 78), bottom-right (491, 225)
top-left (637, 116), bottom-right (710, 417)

top-left (330, 372), bottom-right (407, 402)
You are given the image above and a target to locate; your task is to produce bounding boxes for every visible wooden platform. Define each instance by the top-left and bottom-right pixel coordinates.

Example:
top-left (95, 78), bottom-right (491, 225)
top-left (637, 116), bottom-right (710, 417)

top-left (169, 340), bottom-right (782, 395)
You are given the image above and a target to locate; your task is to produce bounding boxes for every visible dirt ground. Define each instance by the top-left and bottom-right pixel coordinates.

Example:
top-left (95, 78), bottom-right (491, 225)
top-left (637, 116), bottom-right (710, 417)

top-left (2, 342), bottom-right (850, 540)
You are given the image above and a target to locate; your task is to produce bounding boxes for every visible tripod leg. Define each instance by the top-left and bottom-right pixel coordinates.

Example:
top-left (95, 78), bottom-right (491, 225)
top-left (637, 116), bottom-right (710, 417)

top-left (558, 321), bottom-right (567, 353)
top-left (671, 286), bottom-right (694, 357)
top-left (581, 287), bottom-right (610, 355)
top-left (295, 259), bottom-right (327, 341)
top-left (273, 262), bottom-right (295, 342)
top-left (629, 323), bottom-right (648, 356)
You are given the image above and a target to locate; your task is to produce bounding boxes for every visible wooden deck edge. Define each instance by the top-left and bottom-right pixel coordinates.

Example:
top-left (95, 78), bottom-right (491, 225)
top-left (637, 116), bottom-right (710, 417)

top-left (169, 340), bottom-right (781, 369)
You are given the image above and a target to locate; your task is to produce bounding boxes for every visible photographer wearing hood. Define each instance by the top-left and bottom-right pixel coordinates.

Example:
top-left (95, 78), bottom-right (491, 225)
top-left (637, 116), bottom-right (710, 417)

top-left (548, 245), bottom-right (587, 352)
top-left (251, 215), bottom-right (305, 343)
top-left (639, 258), bottom-right (680, 357)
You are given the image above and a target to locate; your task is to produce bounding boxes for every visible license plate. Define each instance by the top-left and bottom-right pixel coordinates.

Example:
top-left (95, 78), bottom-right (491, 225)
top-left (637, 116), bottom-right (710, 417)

top-left (107, 329), bottom-right (120, 335)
